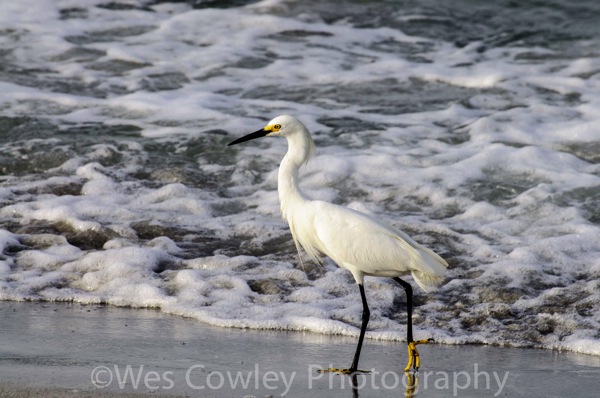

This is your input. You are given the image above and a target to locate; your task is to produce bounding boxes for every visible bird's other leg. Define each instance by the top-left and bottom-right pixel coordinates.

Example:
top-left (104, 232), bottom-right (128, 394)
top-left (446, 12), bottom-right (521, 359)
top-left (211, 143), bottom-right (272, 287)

top-left (394, 278), bottom-right (414, 342)
top-left (319, 283), bottom-right (370, 374)
top-left (349, 283), bottom-right (370, 372)
top-left (393, 278), bottom-right (433, 372)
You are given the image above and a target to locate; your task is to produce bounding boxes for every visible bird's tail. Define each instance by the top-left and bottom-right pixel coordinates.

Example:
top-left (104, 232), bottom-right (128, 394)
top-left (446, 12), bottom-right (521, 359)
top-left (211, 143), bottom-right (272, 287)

top-left (411, 245), bottom-right (448, 293)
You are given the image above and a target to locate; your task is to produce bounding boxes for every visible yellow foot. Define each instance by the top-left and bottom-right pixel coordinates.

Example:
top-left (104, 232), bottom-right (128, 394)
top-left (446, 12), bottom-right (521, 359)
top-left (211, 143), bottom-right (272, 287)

top-left (404, 338), bottom-right (434, 372)
top-left (317, 368), bottom-right (370, 374)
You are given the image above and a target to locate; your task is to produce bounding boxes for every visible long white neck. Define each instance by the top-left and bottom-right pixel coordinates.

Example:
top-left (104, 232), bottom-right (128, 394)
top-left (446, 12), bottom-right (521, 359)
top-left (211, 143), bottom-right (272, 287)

top-left (278, 129), bottom-right (315, 221)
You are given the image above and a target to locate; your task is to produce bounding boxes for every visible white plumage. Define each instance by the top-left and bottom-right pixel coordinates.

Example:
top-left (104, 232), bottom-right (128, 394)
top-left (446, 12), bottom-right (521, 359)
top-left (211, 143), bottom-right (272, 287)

top-left (228, 115), bottom-right (447, 373)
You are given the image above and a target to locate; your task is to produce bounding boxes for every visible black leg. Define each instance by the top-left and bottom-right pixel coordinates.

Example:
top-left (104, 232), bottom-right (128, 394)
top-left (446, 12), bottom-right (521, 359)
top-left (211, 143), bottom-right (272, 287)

top-left (318, 284), bottom-right (371, 374)
top-left (393, 277), bottom-right (432, 371)
top-left (349, 283), bottom-right (370, 372)
top-left (393, 277), bottom-right (413, 342)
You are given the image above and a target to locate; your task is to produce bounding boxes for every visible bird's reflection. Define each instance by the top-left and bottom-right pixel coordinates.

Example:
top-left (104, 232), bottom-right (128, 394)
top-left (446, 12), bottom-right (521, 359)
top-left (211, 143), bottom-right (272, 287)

top-left (351, 374), bottom-right (360, 398)
top-left (404, 372), bottom-right (419, 397)
top-left (349, 371), bottom-right (419, 398)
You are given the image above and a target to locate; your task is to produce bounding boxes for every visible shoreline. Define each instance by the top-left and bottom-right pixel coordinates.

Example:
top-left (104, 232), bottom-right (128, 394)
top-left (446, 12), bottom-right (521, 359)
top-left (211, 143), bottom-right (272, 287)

top-left (0, 301), bottom-right (599, 397)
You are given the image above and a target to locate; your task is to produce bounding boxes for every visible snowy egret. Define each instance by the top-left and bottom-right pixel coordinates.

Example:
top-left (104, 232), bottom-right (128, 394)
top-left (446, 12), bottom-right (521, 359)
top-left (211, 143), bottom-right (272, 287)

top-left (228, 115), bottom-right (447, 373)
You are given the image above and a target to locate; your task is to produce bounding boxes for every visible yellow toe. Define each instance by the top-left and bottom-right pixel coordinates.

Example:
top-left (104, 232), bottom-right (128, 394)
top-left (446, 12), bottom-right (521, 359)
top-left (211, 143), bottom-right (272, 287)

top-left (404, 339), bottom-right (433, 372)
top-left (317, 368), bottom-right (370, 374)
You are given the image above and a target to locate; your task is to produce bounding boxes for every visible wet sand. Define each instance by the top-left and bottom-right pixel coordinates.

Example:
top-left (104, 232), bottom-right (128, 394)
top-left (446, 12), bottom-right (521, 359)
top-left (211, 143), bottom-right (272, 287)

top-left (0, 301), bottom-right (599, 397)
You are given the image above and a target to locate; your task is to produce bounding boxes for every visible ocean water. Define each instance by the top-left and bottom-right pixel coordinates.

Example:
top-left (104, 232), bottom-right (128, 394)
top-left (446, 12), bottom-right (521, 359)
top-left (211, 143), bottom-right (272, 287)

top-left (0, 0), bottom-right (599, 356)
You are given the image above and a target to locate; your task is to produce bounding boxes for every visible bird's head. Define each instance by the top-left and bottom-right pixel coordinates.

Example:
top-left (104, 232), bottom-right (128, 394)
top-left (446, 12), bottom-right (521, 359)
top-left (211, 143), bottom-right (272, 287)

top-left (227, 115), bottom-right (307, 146)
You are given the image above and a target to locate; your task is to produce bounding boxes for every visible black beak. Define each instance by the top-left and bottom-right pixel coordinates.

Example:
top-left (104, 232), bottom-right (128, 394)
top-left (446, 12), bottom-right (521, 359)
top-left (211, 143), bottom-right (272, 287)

top-left (227, 129), bottom-right (269, 146)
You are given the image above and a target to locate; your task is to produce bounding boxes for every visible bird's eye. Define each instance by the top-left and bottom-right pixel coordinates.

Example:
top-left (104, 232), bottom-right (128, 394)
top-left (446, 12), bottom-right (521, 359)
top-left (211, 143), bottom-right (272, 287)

top-left (273, 124), bottom-right (281, 131)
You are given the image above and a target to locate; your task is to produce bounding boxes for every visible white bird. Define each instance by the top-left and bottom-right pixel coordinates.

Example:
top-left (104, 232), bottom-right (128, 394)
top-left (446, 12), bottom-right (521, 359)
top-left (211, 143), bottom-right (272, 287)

top-left (228, 115), bottom-right (447, 373)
